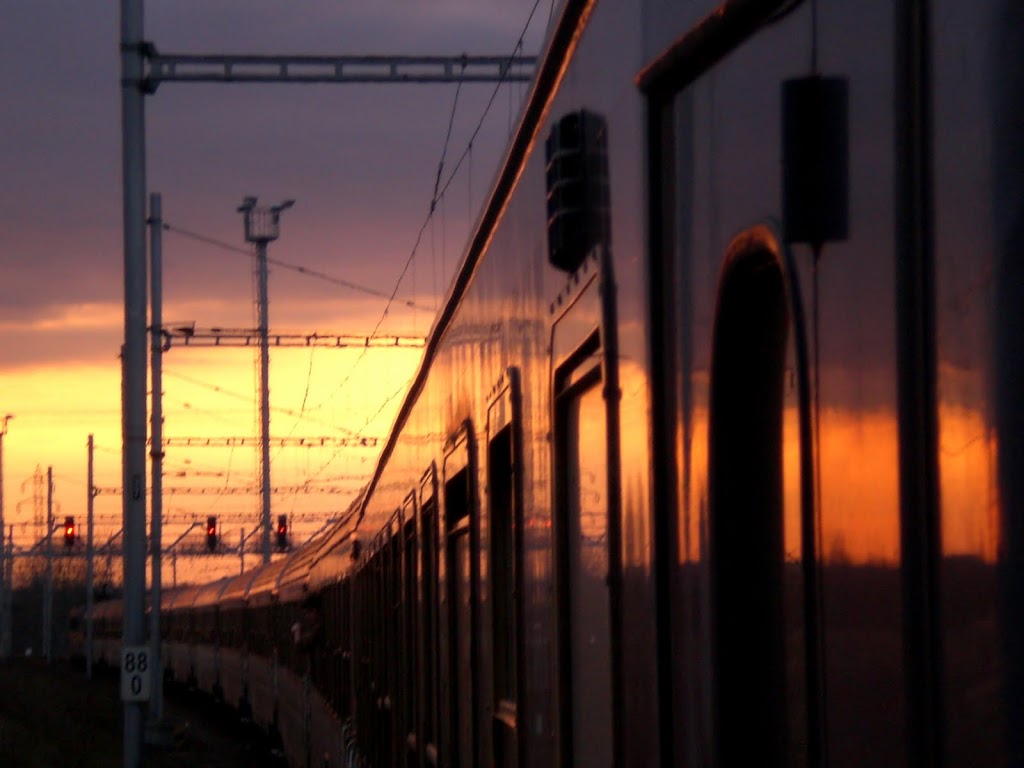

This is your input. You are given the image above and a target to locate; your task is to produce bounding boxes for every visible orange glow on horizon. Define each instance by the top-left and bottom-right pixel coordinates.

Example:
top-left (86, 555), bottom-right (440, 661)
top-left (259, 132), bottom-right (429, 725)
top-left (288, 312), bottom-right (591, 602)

top-left (0, 339), bottom-right (423, 580)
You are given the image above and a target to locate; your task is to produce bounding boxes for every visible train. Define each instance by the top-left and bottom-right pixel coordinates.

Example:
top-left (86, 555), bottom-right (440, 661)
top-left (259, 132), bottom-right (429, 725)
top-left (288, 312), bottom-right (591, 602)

top-left (89, 0), bottom-right (1024, 766)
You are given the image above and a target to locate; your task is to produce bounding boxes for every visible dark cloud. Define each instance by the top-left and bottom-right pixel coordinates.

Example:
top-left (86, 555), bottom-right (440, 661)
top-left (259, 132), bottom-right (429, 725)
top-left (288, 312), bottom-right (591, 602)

top-left (1, 0), bottom-right (547, 368)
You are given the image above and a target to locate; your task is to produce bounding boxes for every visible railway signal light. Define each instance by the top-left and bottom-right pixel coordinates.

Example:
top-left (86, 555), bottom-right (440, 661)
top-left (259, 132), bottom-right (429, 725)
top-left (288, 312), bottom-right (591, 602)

top-left (206, 516), bottom-right (218, 552)
top-left (63, 516), bottom-right (76, 548)
top-left (276, 515), bottom-right (288, 551)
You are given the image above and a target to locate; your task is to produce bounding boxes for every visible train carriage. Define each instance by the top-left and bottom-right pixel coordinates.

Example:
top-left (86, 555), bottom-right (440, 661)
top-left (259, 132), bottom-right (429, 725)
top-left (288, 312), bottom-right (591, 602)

top-left (217, 565), bottom-right (264, 716)
top-left (244, 555), bottom-right (291, 733)
top-left (92, 0), bottom-right (1023, 766)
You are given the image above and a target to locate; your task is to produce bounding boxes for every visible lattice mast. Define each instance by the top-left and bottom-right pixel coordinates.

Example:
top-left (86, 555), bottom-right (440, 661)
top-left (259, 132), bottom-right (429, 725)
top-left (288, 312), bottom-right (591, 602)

top-left (237, 197), bottom-right (293, 565)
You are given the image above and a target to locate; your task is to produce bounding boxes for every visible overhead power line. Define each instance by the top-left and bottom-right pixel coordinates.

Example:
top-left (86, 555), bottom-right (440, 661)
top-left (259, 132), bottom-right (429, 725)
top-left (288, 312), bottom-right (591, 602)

top-left (162, 222), bottom-right (432, 311)
top-left (325, 0), bottom-right (546, 404)
top-left (161, 369), bottom-right (366, 436)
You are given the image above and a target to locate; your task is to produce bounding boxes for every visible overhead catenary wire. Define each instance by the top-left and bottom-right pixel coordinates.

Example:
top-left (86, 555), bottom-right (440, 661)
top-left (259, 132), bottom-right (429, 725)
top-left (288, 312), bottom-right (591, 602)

top-left (311, 0), bottom-right (544, 411)
top-left (377, 0), bottom-right (544, 328)
top-left (162, 368), bottom-right (364, 436)
top-left (162, 222), bottom-right (430, 311)
top-left (301, 375), bottom-right (414, 486)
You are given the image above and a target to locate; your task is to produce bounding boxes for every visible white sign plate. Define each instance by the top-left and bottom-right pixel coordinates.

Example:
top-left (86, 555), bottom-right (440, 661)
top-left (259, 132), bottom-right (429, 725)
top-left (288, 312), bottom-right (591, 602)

top-left (120, 646), bottom-right (152, 702)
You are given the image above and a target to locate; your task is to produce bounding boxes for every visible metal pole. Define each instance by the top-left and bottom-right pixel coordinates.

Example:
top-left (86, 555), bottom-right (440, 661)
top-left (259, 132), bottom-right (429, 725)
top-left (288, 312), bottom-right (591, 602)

top-left (0, 416), bottom-right (9, 659)
top-left (257, 240), bottom-right (272, 565)
top-left (120, 0), bottom-right (148, 761)
top-left (4, 526), bottom-right (11, 659)
top-left (44, 467), bottom-right (53, 664)
top-left (240, 527), bottom-right (245, 575)
top-left (86, 435), bottom-right (95, 679)
top-left (149, 193), bottom-right (164, 722)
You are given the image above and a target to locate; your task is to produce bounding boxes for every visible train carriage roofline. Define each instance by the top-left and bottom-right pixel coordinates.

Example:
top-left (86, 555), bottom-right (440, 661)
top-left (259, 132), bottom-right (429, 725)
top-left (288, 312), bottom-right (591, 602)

top-left (163, 585), bottom-right (200, 613)
top-left (190, 576), bottom-right (234, 610)
top-left (219, 564), bottom-right (265, 610)
top-left (305, 497), bottom-right (364, 592)
top-left (277, 536), bottom-right (327, 604)
top-left (245, 557), bottom-right (291, 608)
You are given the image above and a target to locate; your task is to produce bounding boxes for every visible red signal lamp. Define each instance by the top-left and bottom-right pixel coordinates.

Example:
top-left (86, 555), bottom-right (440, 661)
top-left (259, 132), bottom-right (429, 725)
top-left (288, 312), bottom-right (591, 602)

top-left (276, 515), bottom-right (288, 551)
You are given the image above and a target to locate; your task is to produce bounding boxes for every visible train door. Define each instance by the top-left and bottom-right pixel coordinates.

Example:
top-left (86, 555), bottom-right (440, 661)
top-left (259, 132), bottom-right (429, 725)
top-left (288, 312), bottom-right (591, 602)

top-left (548, 244), bottom-right (624, 768)
top-left (487, 368), bottom-right (524, 768)
top-left (442, 423), bottom-right (479, 768)
top-left (553, 330), bottom-right (615, 768)
top-left (419, 466), bottom-right (441, 767)
top-left (641, 27), bottom-right (822, 766)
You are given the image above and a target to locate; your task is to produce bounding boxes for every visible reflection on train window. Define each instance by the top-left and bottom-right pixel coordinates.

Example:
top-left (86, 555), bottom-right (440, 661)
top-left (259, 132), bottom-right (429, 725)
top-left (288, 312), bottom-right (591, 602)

top-left (708, 235), bottom-right (788, 765)
top-left (554, 337), bottom-right (613, 767)
top-left (489, 422), bottom-right (518, 767)
top-left (401, 513), bottom-right (417, 764)
top-left (420, 491), bottom-right (440, 764)
top-left (445, 464), bottom-right (475, 768)
top-left (387, 525), bottom-right (401, 763)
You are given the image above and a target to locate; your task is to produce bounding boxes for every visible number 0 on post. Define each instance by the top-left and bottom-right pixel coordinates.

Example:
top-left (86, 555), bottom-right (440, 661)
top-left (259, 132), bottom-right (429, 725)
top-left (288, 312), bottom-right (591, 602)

top-left (120, 646), bottom-right (152, 702)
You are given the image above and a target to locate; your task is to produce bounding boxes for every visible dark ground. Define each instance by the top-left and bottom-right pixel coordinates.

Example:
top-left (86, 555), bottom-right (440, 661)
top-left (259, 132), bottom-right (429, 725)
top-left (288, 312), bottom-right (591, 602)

top-left (0, 658), bottom-right (288, 767)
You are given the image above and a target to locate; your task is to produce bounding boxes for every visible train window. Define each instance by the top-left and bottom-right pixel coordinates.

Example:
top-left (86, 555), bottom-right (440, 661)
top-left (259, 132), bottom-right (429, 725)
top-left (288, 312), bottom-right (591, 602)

top-left (443, 424), bottom-right (479, 768)
top-left (401, 495), bottom-right (418, 766)
top-left (490, 429), bottom-right (516, 705)
top-left (554, 330), bottom-right (615, 767)
top-left (708, 233), bottom-right (788, 765)
top-left (420, 482), bottom-right (440, 765)
top-left (387, 525), bottom-right (401, 766)
top-left (487, 367), bottom-right (524, 768)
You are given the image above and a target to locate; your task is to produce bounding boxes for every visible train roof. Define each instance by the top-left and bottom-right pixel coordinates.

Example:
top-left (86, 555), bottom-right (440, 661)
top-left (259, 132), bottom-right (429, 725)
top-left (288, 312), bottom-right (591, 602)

top-left (218, 564), bottom-right (265, 608)
top-left (280, 504), bottom-right (361, 601)
top-left (307, 514), bottom-right (361, 591)
top-left (165, 582), bottom-right (205, 611)
top-left (246, 556), bottom-right (290, 607)
top-left (190, 576), bottom-right (233, 609)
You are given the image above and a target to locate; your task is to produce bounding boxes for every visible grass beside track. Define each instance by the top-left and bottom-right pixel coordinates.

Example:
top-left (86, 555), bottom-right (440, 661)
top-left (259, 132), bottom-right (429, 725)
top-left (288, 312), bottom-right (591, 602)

top-left (0, 659), bottom-right (121, 768)
top-left (0, 658), bottom-right (286, 767)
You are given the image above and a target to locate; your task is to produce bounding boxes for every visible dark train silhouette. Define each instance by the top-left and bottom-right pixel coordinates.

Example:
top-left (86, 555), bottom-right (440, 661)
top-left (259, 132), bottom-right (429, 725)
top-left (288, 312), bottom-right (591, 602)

top-left (91, 0), bottom-right (1024, 765)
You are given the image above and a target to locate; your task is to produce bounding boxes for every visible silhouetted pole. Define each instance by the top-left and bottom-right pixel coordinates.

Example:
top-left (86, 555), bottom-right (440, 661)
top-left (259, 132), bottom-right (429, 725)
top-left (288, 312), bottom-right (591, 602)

top-left (120, 0), bottom-right (148, 762)
top-left (43, 466), bottom-right (53, 664)
top-left (148, 192), bottom-right (164, 721)
top-left (255, 235), bottom-right (271, 566)
top-left (86, 435), bottom-right (95, 679)
top-left (0, 415), bottom-right (11, 659)
top-left (3, 527), bottom-right (11, 659)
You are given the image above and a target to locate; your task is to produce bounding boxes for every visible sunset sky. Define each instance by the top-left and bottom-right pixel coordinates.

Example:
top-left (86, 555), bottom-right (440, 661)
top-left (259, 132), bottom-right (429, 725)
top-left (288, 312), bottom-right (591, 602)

top-left (0, 0), bottom-right (551, 576)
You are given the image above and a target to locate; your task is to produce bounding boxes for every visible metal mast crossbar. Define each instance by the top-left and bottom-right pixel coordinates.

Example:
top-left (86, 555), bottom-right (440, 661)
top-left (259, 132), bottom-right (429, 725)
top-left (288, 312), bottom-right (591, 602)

top-left (94, 484), bottom-right (359, 496)
top-left (161, 326), bottom-right (425, 349)
top-left (142, 51), bottom-right (537, 90)
top-left (155, 436), bottom-right (379, 447)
